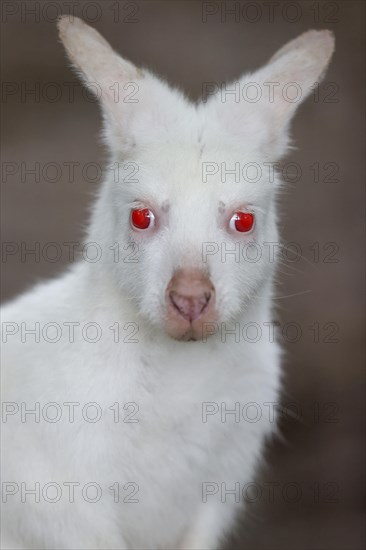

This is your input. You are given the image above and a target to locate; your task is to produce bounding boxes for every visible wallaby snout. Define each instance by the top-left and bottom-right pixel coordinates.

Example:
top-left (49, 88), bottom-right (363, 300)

top-left (165, 269), bottom-right (216, 340)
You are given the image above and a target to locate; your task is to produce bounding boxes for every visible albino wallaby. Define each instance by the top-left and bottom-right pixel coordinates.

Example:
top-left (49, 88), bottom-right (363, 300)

top-left (1, 17), bottom-right (334, 550)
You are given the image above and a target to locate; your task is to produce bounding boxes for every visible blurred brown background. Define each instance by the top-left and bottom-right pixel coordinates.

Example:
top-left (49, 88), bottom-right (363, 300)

top-left (1, 1), bottom-right (365, 549)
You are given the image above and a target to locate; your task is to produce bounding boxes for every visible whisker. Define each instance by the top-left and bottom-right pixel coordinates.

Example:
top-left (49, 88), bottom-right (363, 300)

top-left (255, 289), bottom-right (312, 300)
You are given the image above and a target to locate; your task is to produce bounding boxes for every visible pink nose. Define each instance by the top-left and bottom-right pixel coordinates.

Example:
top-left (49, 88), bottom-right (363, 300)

top-left (167, 269), bottom-right (215, 322)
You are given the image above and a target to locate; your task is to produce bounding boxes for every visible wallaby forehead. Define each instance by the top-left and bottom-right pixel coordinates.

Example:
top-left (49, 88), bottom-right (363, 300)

top-left (120, 144), bottom-right (276, 207)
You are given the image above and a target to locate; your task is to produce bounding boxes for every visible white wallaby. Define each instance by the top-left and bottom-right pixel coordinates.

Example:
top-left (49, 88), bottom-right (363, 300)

top-left (1, 18), bottom-right (334, 550)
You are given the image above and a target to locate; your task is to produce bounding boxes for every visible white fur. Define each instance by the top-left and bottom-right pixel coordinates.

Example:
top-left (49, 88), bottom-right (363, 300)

top-left (1, 19), bottom-right (334, 550)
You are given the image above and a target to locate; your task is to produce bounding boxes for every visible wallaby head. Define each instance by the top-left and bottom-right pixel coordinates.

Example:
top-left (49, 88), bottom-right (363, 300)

top-left (58, 17), bottom-right (334, 341)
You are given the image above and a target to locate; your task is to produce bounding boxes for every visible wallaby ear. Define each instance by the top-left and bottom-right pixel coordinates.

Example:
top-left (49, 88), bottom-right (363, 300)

top-left (57, 17), bottom-right (190, 155)
top-left (57, 16), bottom-right (142, 110)
top-left (208, 30), bottom-right (335, 159)
top-left (259, 30), bottom-right (335, 127)
top-left (58, 16), bottom-right (148, 154)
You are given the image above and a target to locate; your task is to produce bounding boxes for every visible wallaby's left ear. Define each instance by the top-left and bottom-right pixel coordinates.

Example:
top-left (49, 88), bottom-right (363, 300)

top-left (209, 30), bottom-right (335, 158)
top-left (260, 29), bottom-right (335, 126)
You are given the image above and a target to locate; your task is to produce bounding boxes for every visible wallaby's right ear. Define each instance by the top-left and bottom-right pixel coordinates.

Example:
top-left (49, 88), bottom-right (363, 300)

top-left (57, 16), bottom-right (142, 119)
top-left (57, 16), bottom-right (190, 155)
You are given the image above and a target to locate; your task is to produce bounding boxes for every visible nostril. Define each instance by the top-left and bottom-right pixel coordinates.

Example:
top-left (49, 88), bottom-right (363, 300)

top-left (200, 291), bottom-right (211, 312)
top-left (204, 292), bottom-right (211, 305)
top-left (169, 291), bottom-right (211, 322)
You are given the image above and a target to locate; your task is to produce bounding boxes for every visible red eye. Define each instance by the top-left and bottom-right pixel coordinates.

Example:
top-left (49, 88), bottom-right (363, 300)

top-left (229, 212), bottom-right (255, 233)
top-left (131, 208), bottom-right (155, 230)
